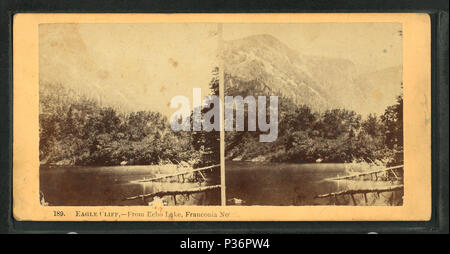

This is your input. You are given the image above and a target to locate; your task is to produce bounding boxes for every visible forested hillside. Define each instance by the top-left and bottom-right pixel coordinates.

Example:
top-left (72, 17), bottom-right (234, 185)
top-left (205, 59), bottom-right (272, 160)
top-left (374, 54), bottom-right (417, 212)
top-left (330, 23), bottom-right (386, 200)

top-left (39, 83), bottom-right (201, 166)
top-left (225, 94), bottom-right (403, 166)
top-left (223, 34), bottom-right (403, 166)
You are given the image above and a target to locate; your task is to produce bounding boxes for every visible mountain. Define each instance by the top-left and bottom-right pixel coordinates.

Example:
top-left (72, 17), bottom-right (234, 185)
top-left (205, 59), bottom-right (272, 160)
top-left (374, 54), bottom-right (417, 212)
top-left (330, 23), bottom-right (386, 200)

top-left (40, 29), bottom-right (402, 117)
top-left (222, 34), bottom-right (402, 116)
top-left (39, 24), bottom-right (132, 112)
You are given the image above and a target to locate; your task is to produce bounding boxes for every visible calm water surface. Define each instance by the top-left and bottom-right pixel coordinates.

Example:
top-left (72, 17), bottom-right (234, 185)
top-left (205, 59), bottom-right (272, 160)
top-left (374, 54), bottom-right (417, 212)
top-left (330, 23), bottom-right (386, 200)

top-left (40, 165), bottom-right (218, 206)
top-left (41, 162), bottom-right (353, 206)
top-left (225, 161), bottom-right (346, 205)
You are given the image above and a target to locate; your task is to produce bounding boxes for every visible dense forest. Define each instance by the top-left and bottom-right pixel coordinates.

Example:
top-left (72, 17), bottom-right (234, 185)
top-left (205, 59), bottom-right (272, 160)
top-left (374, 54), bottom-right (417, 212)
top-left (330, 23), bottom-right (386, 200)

top-left (225, 93), bottom-right (404, 166)
top-left (40, 84), bottom-right (194, 166)
top-left (39, 69), bottom-right (220, 167)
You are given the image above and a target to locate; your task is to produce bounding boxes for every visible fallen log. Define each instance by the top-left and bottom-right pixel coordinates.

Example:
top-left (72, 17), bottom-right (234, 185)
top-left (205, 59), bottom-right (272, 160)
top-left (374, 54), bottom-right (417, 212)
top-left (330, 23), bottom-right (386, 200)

top-left (326, 165), bottom-right (403, 181)
top-left (124, 184), bottom-right (221, 201)
top-left (133, 164), bottom-right (220, 183)
top-left (314, 184), bottom-right (404, 199)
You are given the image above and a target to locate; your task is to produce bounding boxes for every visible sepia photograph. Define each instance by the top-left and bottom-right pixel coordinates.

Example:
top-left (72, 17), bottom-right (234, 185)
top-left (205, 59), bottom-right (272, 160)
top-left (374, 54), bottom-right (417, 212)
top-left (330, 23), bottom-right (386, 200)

top-left (39, 22), bottom-right (404, 207)
top-left (12, 13), bottom-right (432, 221)
top-left (38, 23), bottom-right (221, 206)
top-left (223, 23), bottom-right (404, 206)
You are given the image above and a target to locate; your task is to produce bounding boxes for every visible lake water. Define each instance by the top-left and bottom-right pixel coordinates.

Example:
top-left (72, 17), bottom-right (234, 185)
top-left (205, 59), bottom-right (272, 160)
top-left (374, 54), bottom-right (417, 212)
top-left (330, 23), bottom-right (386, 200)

top-left (226, 161), bottom-right (348, 205)
top-left (40, 165), bottom-right (220, 206)
top-left (41, 162), bottom-right (400, 206)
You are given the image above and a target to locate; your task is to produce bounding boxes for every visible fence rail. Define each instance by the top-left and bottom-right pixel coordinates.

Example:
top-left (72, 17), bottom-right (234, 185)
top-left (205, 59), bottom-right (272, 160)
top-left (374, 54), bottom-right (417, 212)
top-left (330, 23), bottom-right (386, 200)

top-left (326, 165), bottom-right (403, 181)
top-left (124, 184), bottom-right (221, 202)
top-left (133, 164), bottom-right (220, 183)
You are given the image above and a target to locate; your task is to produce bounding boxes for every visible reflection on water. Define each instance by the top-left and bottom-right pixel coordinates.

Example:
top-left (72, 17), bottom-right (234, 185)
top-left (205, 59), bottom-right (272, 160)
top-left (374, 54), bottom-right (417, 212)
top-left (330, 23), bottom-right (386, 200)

top-left (225, 161), bottom-right (402, 206)
top-left (41, 162), bottom-right (401, 206)
top-left (225, 161), bottom-right (346, 206)
top-left (40, 165), bottom-right (219, 206)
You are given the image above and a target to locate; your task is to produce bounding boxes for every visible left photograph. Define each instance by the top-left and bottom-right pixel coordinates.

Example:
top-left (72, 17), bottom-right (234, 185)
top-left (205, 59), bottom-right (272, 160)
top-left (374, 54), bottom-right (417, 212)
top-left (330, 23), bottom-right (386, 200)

top-left (38, 23), bottom-right (221, 206)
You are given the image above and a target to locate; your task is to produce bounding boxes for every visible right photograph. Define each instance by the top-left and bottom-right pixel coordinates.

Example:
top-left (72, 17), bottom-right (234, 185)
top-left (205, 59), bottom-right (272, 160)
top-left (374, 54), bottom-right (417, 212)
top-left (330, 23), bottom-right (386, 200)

top-left (223, 23), bottom-right (404, 206)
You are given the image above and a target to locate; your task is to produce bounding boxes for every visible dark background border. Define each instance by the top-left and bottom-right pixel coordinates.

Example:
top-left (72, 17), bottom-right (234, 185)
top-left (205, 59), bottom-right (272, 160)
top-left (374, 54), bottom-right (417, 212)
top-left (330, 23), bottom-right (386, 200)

top-left (0, 0), bottom-right (448, 234)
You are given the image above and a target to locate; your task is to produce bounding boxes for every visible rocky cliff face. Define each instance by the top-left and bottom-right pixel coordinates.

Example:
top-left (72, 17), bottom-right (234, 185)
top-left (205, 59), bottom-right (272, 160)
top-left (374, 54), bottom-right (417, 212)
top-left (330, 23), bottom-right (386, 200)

top-left (222, 34), bottom-right (402, 116)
